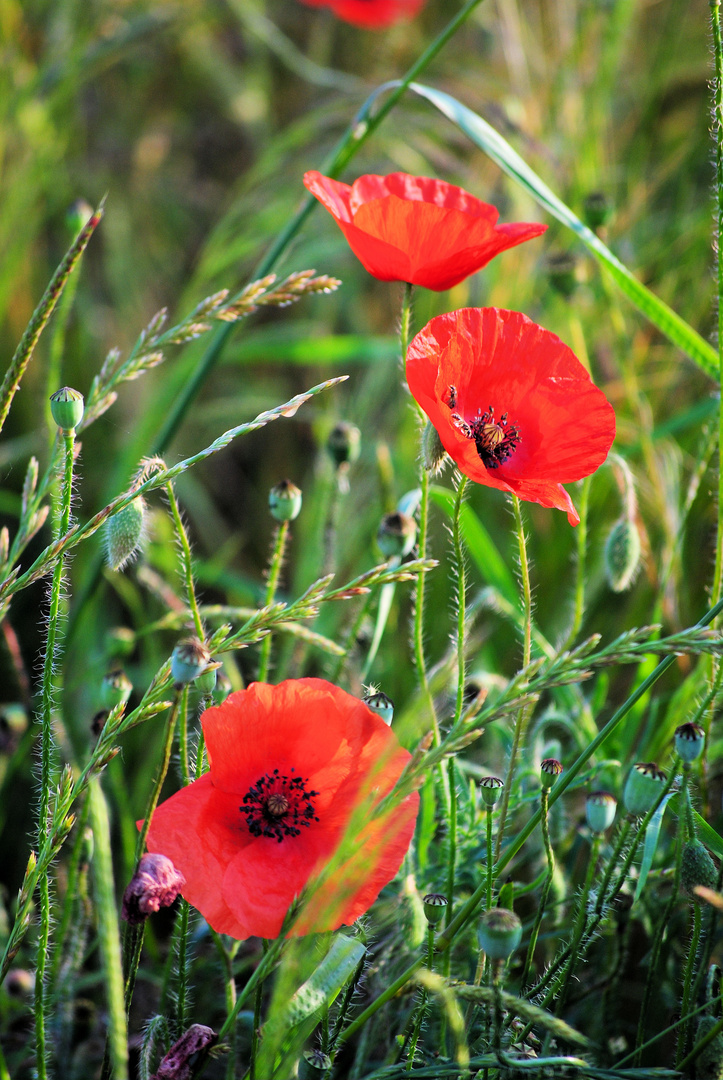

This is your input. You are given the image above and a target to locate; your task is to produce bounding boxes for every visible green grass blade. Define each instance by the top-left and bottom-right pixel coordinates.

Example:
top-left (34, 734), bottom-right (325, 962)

top-left (408, 83), bottom-right (718, 381)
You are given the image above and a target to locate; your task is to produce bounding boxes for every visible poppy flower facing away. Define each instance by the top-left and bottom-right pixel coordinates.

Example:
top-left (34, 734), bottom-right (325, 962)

top-left (298, 0), bottom-right (424, 29)
top-left (145, 679), bottom-right (419, 940)
top-left (303, 171), bottom-right (547, 290)
top-left (406, 307), bottom-right (616, 524)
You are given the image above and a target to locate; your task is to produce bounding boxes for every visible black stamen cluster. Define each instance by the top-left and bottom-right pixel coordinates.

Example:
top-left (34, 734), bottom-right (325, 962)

top-left (240, 768), bottom-right (319, 843)
top-left (469, 405), bottom-right (521, 468)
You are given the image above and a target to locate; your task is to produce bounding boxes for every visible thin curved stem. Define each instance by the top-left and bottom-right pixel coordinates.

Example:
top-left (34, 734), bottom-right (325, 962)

top-left (258, 520), bottom-right (290, 682)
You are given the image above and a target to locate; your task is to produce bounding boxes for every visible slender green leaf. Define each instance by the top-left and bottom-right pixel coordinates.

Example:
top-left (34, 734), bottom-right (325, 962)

top-left (408, 83), bottom-right (718, 381)
top-left (633, 792), bottom-right (675, 905)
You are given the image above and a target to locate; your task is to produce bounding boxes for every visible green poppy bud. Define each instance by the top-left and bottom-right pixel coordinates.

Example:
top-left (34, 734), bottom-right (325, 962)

top-left (363, 689), bottom-right (394, 726)
top-left (604, 517), bottom-right (641, 593)
top-left (422, 893), bottom-right (448, 926)
top-left (675, 722), bottom-right (705, 765)
top-left (327, 421), bottom-right (361, 467)
top-left (682, 840), bottom-right (718, 899)
top-left (100, 669), bottom-right (132, 711)
top-left (268, 479), bottom-right (302, 523)
top-left (586, 791), bottom-right (617, 834)
top-left (477, 908), bottom-right (522, 961)
top-left (196, 663), bottom-right (221, 696)
top-left (480, 776), bottom-right (504, 809)
top-left (583, 191), bottom-right (612, 232)
top-left (540, 758), bottom-right (563, 791)
top-left (49, 387), bottom-right (84, 432)
top-left (694, 1015), bottom-right (723, 1079)
top-left (623, 763), bottom-right (666, 817)
top-left (212, 670), bottom-right (232, 705)
top-left (171, 639), bottom-right (210, 687)
top-left (377, 511), bottom-right (417, 559)
top-left (105, 497), bottom-right (147, 572)
top-left (546, 251), bottom-right (577, 298)
top-left (422, 421), bottom-right (448, 475)
top-left (299, 1049), bottom-right (332, 1078)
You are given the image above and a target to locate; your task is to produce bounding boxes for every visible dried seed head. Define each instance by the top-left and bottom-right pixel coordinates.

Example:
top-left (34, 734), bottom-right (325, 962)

top-left (105, 497), bottom-right (147, 572)
top-left (623, 762), bottom-right (667, 817)
top-left (269, 479), bottom-right (302, 522)
top-left (171, 638), bottom-right (210, 686)
top-left (540, 758), bottom-right (563, 791)
top-left (675, 722), bottom-right (705, 765)
top-left (50, 386), bottom-right (84, 431)
top-left (477, 908), bottom-right (522, 961)
top-left (586, 791), bottom-right (617, 834)
top-left (122, 853), bottom-right (186, 925)
top-left (604, 517), bottom-right (642, 593)
top-left (377, 511), bottom-right (417, 559)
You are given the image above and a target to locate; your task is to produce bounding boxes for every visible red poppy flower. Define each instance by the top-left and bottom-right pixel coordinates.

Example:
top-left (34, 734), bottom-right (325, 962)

top-left (406, 307), bottom-right (616, 524)
top-left (144, 679), bottom-right (419, 940)
top-left (298, 0), bottom-right (423, 29)
top-left (303, 171), bottom-right (547, 290)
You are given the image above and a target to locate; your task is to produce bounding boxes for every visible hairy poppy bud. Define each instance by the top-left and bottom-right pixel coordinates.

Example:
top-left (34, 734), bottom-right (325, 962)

top-left (480, 776), bottom-right (504, 809)
top-left (422, 421), bottom-right (448, 475)
top-left (604, 518), bottom-right (641, 593)
top-left (584, 191), bottom-right (612, 232)
top-left (675, 722), bottom-right (705, 765)
top-left (49, 387), bottom-right (84, 432)
top-left (327, 421), bottom-right (361, 467)
top-left (623, 763), bottom-right (666, 817)
top-left (422, 893), bottom-right (448, 926)
top-left (105, 497), bottom-right (147, 572)
top-left (540, 758), bottom-right (563, 791)
top-left (121, 853), bottom-right (185, 925)
top-left (546, 251), bottom-right (577, 298)
top-left (477, 908), bottom-right (522, 961)
top-left (100, 669), bottom-right (132, 711)
top-left (151, 1023), bottom-right (216, 1080)
top-left (682, 840), bottom-right (718, 899)
top-left (377, 511), bottom-right (417, 559)
top-left (586, 791), bottom-right (617, 834)
top-left (299, 1050), bottom-right (333, 1079)
top-left (171, 639), bottom-right (210, 687)
top-left (363, 688), bottom-right (394, 726)
top-left (269, 479), bottom-right (302, 523)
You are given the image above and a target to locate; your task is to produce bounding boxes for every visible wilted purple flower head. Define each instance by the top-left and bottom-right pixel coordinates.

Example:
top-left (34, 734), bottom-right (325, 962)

top-left (121, 853), bottom-right (185, 925)
top-left (151, 1024), bottom-right (217, 1080)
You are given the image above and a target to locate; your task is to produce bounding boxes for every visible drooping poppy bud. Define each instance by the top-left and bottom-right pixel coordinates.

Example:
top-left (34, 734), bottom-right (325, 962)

top-left (604, 517), bottom-right (641, 593)
top-left (540, 758), bottom-right (563, 791)
top-left (50, 387), bottom-right (84, 432)
top-left (623, 763), bottom-right (667, 817)
top-left (377, 511), bottom-right (417, 559)
top-left (327, 421), bottom-right (361, 467)
top-left (682, 840), bottom-right (718, 899)
top-left (422, 421), bottom-right (448, 475)
top-left (105, 497), bottom-right (147, 572)
top-left (586, 791), bottom-right (617, 834)
top-left (269, 479), bottom-right (302, 523)
top-left (122, 853), bottom-right (186, 925)
top-left (477, 908), bottom-right (522, 961)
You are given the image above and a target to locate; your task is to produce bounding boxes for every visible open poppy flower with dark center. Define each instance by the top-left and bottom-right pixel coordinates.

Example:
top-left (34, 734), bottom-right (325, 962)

top-left (144, 679), bottom-right (419, 940)
top-left (406, 307), bottom-right (616, 524)
top-left (299, 0), bottom-right (424, 28)
top-left (303, 171), bottom-right (546, 290)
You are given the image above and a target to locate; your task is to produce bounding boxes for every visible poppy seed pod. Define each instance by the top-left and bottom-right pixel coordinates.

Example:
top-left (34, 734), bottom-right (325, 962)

top-left (604, 517), bottom-right (641, 593)
top-left (623, 763), bottom-right (667, 817)
top-left (105, 497), bottom-right (147, 572)
top-left (171, 639), bottom-right (210, 687)
top-left (363, 689), bottom-right (394, 726)
top-left (121, 853), bottom-right (186, 925)
top-left (682, 840), bottom-right (718, 899)
top-left (477, 908), bottom-right (522, 961)
top-left (422, 893), bottom-right (448, 926)
top-left (586, 791), bottom-right (617, 834)
top-left (299, 1049), bottom-right (333, 1079)
top-left (584, 191), bottom-right (612, 232)
top-left (327, 421), bottom-right (361, 467)
top-left (100, 669), bottom-right (132, 711)
top-left (196, 663), bottom-right (221, 697)
top-left (377, 511), bottom-right (417, 559)
top-left (675, 722), bottom-right (705, 765)
top-left (540, 758), bottom-right (563, 791)
top-left (269, 479), bottom-right (302, 523)
top-left (480, 776), bottom-right (504, 808)
top-left (49, 386), bottom-right (84, 431)
top-left (546, 252), bottom-right (577, 298)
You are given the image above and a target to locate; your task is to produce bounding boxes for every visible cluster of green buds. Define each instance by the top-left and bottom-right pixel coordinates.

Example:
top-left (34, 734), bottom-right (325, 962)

top-left (49, 386), bottom-right (84, 432)
top-left (268, 479), bottom-right (302, 522)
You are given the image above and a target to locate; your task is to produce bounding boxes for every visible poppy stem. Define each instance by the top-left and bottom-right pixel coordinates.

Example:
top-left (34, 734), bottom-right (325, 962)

top-left (561, 475), bottom-right (590, 651)
top-left (258, 520), bottom-right (290, 682)
top-left (711, 0), bottom-right (723, 619)
top-left (495, 495), bottom-right (533, 857)
top-left (519, 788), bottom-right (555, 989)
